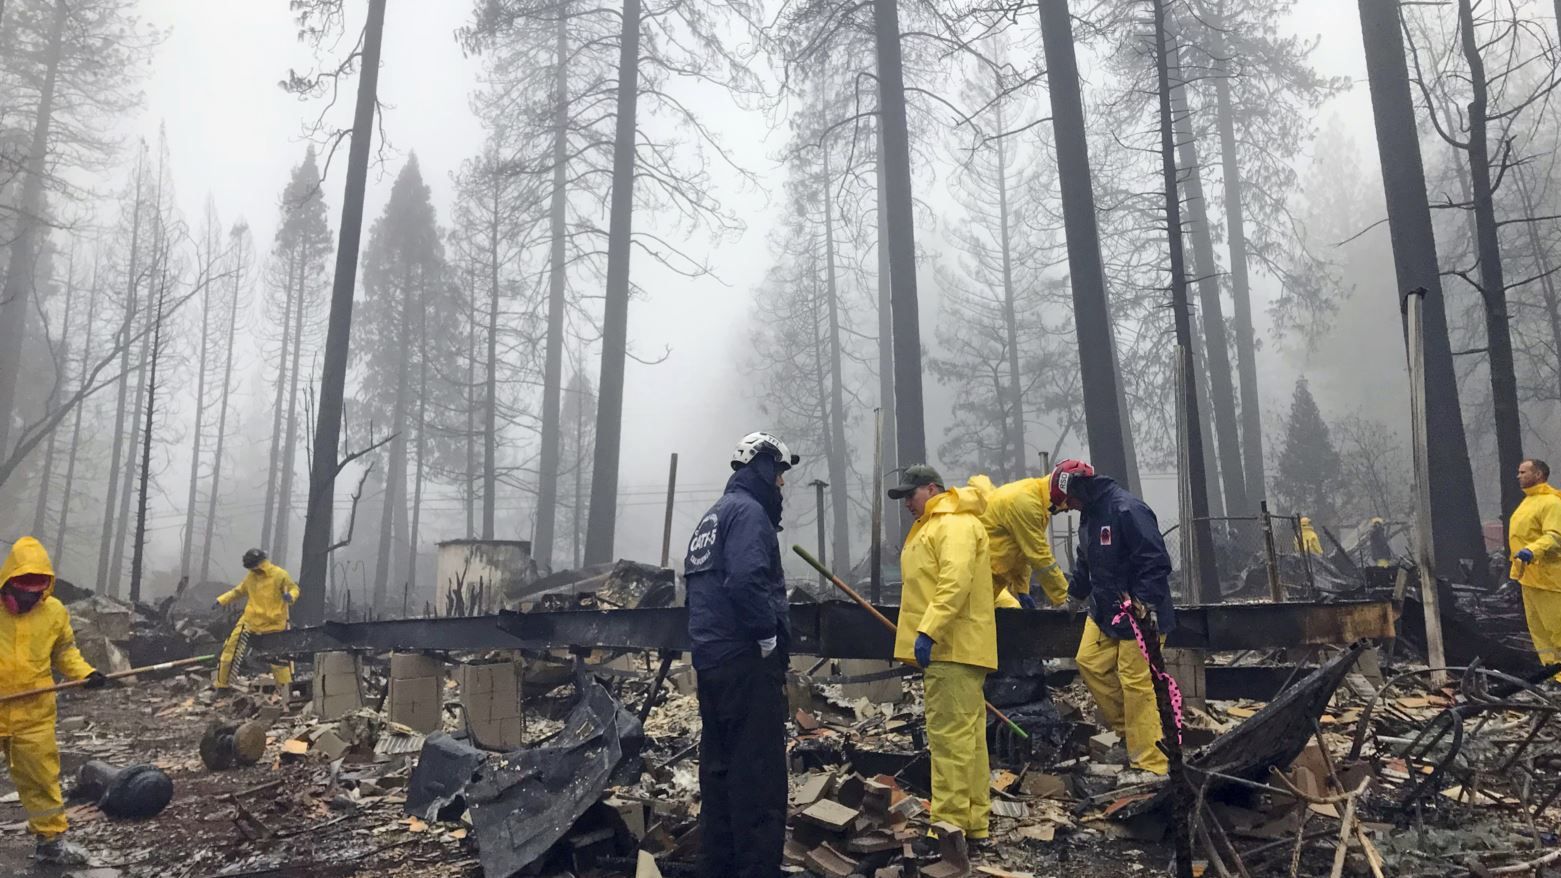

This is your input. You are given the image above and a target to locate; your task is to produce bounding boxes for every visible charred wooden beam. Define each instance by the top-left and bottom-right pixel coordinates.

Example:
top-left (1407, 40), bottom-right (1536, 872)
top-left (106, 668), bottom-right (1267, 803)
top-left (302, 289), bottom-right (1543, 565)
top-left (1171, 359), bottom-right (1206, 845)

top-left (250, 600), bottom-right (1394, 663)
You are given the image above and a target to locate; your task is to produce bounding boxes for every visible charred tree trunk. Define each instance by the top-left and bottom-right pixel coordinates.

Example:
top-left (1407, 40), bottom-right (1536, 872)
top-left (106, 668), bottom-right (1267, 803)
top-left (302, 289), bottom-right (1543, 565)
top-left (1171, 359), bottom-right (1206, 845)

top-left (1514, 168), bottom-right (1561, 395)
top-left (873, 0), bottom-right (928, 471)
top-left (466, 271), bottom-right (477, 538)
top-left (1169, 36), bottom-right (1247, 518)
top-left (407, 290), bottom-right (428, 613)
top-left (583, 0), bottom-right (641, 565)
top-left (1154, 0), bottom-right (1219, 603)
top-left (299, 0), bottom-right (387, 624)
top-left (1457, 0), bottom-right (1523, 527)
top-left (56, 267), bottom-right (97, 561)
top-left (179, 228), bottom-right (215, 579)
top-left (0, 0), bottom-right (67, 452)
top-left (111, 269), bottom-right (154, 598)
top-left (201, 234), bottom-right (243, 584)
top-left (274, 249), bottom-right (309, 564)
top-left (1038, 0), bottom-right (1137, 487)
top-left (809, 247), bottom-right (833, 542)
top-left (97, 151), bottom-right (144, 594)
top-left (374, 265), bottom-right (413, 611)
top-left (129, 258), bottom-right (169, 605)
top-left (484, 169), bottom-right (502, 540)
top-left (572, 373), bottom-right (586, 568)
top-left (1209, 3), bottom-right (1267, 505)
top-left (32, 250), bottom-right (76, 536)
top-left (821, 144), bottom-right (852, 573)
top-left (1357, 0), bottom-right (1485, 579)
top-left (993, 86), bottom-right (1026, 481)
top-left (261, 255), bottom-right (296, 553)
top-left (874, 126), bottom-right (900, 537)
top-left (536, 2), bottom-right (570, 561)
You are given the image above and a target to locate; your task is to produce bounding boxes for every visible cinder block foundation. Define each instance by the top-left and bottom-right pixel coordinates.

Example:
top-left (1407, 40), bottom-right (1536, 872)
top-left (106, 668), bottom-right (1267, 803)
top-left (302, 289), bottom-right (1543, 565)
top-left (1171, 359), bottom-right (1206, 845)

top-left (312, 651), bottom-right (364, 720)
top-left (836, 659), bottom-right (902, 705)
top-left (460, 657), bottom-right (524, 750)
top-left (1162, 648), bottom-right (1207, 712)
top-left (387, 652), bottom-right (445, 733)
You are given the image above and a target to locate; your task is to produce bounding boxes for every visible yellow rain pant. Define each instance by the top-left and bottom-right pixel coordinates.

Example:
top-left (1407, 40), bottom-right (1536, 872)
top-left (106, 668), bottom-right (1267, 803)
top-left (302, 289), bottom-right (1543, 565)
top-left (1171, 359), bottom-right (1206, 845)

top-left (924, 661), bottom-right (991, 839)
top-left (215, 621), bottom-right (293, 690)
top-left (0, 703), bottom-right (67, 837)
top-left (1075, 616), bottom-right (1168, 774)
top-left (1522, 586), bottom-right (1561, 680)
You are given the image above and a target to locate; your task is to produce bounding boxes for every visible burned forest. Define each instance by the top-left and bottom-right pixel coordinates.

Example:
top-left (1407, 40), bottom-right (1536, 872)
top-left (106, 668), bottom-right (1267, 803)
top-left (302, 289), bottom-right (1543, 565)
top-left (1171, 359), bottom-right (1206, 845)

top-left (4, 0), bottom-right (1561, 876)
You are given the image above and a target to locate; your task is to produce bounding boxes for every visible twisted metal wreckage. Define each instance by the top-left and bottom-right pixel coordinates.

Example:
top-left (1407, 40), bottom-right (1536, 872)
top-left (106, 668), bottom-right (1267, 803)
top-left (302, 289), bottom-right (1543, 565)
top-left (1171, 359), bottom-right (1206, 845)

top-left (238, 594), bottom-right (1397, 877)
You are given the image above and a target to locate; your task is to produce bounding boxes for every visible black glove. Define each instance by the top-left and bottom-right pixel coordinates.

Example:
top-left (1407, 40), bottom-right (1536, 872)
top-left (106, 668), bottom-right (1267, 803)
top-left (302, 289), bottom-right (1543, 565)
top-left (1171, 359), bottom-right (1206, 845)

top-left (82, 671), bottom-right (111, 689)
top-left (1017, 593), bottom-right (1038, 610)
top-left (211, 600), bottom-right (223, 612)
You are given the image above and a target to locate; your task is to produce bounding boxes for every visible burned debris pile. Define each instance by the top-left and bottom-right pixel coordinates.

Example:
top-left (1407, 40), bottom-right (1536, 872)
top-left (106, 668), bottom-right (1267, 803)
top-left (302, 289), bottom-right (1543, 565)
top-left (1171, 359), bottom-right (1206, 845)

top-left (6, 562), bottom-right (1561, 878)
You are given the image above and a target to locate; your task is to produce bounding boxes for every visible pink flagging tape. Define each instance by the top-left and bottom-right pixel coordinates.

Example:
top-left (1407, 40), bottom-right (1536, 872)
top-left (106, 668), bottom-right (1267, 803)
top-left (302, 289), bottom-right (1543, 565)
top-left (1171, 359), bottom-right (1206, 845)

top-left (1113, 596), bottom-right (1184, 745)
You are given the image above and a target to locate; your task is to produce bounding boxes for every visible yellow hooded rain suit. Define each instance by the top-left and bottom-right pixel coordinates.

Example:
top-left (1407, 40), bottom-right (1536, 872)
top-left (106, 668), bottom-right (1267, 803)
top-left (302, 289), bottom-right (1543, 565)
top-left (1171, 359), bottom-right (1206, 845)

top-left (0, 537), bottom-right (95, 839)
top-left (215, 560), bottom-right (300, 689)
top-left (1297, 517), bottom-right (1323, 556)
top-left (967, 475), bottom-right (1070, 606)
top-left (1509, 482), bottom-right (1561, 677)
top-left (896, 486), bottom-right (996, 839)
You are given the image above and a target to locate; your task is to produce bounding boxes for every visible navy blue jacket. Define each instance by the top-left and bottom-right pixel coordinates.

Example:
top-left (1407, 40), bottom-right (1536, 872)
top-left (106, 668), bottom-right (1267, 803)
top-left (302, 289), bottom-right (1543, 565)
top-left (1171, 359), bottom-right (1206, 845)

top-left (1065, 475), bottom-right (1177, 638)
top-left (685, 455), bottom-right (789, 670)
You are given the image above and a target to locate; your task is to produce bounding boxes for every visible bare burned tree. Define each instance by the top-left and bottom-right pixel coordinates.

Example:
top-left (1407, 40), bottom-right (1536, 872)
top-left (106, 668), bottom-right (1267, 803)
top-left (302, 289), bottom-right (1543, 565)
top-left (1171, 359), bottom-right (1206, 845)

top-left (1356, 0), bottom-right (1487, 578)
top-left (0, 0), bottom-right (155, 458)
top-left (1402, 0), bottom-right (1561, 526)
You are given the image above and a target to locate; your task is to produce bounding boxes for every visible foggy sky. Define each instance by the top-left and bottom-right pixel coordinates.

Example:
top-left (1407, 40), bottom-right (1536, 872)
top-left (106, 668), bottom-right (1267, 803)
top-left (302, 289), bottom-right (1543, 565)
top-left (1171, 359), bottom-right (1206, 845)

top-left (113, 0), bottom-right (1400, 582)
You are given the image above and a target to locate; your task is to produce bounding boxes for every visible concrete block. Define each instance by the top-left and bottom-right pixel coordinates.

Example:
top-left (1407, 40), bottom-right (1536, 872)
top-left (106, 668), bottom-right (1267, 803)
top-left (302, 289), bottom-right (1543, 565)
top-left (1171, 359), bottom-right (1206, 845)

top-left (311, 652), bottom-right (363, 721)
top-left (460, 659), bottom-right (524, 750)
top-left (837, 659), bottom-right (902, 705)
top-left (1163, 648), bottom-right (1207, 712)
top-left (388, 675), bottom-right (443, 733)
top-left (1088, 730), bottom-right (1123, 762)
top-left (390, 652), bottom-right (443, 680)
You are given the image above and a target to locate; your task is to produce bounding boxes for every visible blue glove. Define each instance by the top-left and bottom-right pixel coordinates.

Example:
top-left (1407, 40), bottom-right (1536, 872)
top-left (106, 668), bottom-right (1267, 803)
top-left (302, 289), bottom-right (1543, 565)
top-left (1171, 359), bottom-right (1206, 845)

top-left (1518, 548), bottom-right (1535, 564)
top-left (1017, 593), bottom-right (1038, 610)
top-left (914, 633), bottom-right (934, 668)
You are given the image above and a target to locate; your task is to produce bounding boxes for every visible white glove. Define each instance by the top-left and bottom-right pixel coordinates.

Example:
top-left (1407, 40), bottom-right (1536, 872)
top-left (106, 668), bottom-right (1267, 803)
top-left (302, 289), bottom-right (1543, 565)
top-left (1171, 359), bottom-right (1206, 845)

top-left (758, 636), bottom-right (777, 658)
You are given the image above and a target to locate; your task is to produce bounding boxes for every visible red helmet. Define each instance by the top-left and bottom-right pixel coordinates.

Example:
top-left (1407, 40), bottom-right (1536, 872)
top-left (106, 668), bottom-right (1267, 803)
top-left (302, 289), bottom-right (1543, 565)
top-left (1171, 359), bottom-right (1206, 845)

top-left (1048, 459), bottom-right (1096, 510)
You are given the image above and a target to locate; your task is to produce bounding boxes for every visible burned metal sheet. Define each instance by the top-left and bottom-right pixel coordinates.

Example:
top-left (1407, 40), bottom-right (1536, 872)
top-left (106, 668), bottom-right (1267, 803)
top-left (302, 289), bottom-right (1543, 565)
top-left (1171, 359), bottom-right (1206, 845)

top-left (464, 674), bottom-right (643, 878)
top-left (406, 733), bottom-right (487, 822)
top-left (1118, 642), bottom-right (1367, 819)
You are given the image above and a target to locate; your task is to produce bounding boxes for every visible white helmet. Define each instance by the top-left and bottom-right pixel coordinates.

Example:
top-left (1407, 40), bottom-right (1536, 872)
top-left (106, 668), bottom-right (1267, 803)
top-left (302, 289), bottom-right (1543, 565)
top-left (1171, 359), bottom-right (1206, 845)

top-left (731, 431), bottom-right (800, 472)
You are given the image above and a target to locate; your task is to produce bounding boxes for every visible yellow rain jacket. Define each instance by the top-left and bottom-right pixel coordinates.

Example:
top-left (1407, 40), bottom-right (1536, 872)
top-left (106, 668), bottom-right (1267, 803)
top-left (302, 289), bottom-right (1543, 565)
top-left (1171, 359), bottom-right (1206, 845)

top-left (0, 537), bottom-right (95, 838)
top-left (217, 560), bottom-right (300, 633)
top-left (1510, 482), bottom-right (1561, 592)
top-left (895, 486), bottom-right (997, 671)
top-left (1297, 517), bottom-right (1323, 555)
top-left (968, 475), bottom-right (1070, 606)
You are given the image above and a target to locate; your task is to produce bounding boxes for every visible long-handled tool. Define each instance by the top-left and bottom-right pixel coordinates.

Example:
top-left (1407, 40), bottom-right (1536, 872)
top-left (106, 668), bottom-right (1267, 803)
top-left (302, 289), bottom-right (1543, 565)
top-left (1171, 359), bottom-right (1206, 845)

top-left (792, 545), bottom-right (1029, 740)
top-left (0, 654), bottom-right (217, 703)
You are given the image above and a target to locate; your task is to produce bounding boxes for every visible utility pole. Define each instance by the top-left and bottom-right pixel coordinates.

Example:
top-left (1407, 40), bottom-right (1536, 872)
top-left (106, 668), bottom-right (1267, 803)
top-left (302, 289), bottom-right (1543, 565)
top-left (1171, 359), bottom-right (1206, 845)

top-left (659, 453), bottom-right (678, 568)
top-left (1406, 291), bottom-right (1448, 687)
top-left (871, 411), bottom-right (883, 604)
top-left (811, 479), bottom-right (829, 591)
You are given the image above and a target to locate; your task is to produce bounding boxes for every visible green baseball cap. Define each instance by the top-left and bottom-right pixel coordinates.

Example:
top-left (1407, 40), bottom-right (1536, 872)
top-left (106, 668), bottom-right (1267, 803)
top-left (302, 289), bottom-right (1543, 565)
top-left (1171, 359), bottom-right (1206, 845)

top-left (887, 464), bottom-right (945, 499)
